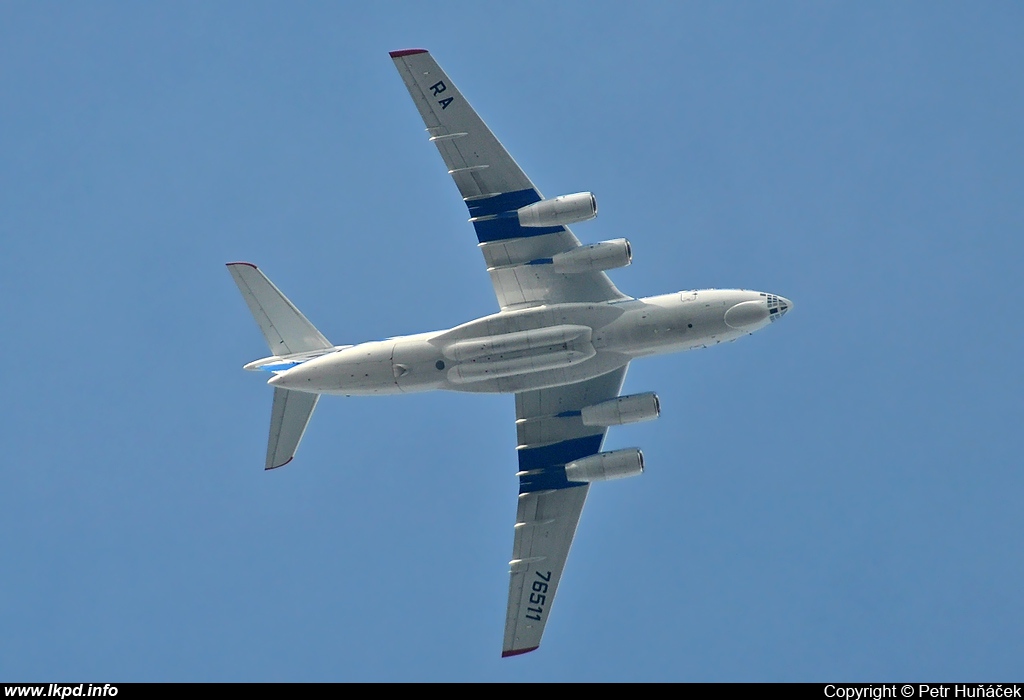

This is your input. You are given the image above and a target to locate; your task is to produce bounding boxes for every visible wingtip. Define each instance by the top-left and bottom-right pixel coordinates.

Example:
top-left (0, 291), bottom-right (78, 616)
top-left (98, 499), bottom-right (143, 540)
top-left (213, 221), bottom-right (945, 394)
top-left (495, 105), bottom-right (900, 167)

top-left (501, 646), bottom-right (539, 658)
top-left (226, 261), bottom-right (258, 269)
top-left (389, 48), bottom-right (428, 58)
top-left (265, 456), bottom-right (293, 470)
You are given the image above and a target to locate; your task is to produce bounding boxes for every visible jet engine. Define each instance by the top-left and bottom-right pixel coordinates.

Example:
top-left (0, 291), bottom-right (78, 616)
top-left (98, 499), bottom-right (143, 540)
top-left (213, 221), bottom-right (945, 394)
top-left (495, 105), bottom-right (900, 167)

top-left (581, 392), bottom-right (660, 427)
top-left (550, 238), bottom-right (632, 274)
top-left (517, 192), bottom-right (597, 227)
top-left (564, 449), bottom-right (644, 482)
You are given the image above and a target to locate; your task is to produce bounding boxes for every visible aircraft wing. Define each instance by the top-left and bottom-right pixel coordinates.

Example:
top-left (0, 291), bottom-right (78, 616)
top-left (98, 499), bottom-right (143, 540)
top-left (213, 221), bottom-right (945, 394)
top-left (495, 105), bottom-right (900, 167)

top-left (390, 49), bottom-right (628, 310)
top-left (503, 364), bottom-right (628, 656)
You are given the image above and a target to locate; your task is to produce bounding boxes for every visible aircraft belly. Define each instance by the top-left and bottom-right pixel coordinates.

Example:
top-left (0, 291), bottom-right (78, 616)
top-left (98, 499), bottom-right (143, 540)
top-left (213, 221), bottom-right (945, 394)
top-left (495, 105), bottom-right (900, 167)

top-left (595, 293), bottom-right (753, 357)
top-left (393, 337), bottom-right (448, 394)
top-left (445, 326), bottom-right (595, 384)
top-left (310, 341), bottom-right (401, 396)
top-left (595, 301), bottom-right (695, 356)
top-left (445, 351), bottom-right (629, 394)
top-left (438, 304), bottom-right (624, 346)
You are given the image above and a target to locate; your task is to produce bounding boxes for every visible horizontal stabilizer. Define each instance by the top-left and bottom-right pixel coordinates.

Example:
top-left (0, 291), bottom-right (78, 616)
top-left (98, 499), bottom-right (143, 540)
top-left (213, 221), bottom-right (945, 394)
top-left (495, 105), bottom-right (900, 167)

top-left (227, 263), bottom-right (332, 355)
top-left (266, 388), bottom-right (319, 470)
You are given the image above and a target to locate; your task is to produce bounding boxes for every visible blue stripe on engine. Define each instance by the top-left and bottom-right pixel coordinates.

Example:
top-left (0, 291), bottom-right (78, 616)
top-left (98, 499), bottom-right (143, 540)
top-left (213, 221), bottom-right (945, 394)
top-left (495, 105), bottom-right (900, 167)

top-left (517, 434), bottom-right (603, 493)
top-left (258, 362), bottom-right (300, 372)
top-left (466, 188), bottom-right (565, 243)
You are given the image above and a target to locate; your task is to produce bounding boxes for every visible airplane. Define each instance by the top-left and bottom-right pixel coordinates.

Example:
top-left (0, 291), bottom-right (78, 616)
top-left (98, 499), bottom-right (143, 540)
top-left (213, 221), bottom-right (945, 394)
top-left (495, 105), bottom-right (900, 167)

top-left (227, 48), bottom-right (793, 658)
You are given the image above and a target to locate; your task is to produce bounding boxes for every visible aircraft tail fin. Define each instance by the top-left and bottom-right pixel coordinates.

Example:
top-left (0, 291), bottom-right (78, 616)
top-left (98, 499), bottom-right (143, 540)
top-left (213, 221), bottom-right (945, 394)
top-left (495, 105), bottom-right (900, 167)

top-left (227, 262), bottom-right (333, 355)
top-left (228, 262), bottom-right (329, 469)
top-left (266, 387), bottom-right (319, 470)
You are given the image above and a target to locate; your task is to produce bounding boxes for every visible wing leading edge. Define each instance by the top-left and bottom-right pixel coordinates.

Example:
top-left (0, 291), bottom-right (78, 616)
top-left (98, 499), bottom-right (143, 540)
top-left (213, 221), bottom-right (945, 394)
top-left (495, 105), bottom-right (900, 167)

top-left (504, 365), bottom-right (629, 656)
top-left (389, 49), bottom-right (628, 310)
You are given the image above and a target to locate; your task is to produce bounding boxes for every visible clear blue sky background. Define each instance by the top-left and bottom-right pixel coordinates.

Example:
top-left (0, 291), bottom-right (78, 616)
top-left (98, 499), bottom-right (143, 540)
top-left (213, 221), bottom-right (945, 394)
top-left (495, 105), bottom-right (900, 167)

top-left (2, 2), bottom-right (1022, 682)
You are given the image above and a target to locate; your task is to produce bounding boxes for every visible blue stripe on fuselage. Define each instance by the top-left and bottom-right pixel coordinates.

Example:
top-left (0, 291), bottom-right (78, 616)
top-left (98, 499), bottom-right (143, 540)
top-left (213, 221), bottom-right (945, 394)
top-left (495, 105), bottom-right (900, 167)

top-left (467, 189), bottom-right (566, 243)
top-left (258, 362), bottom-right (301, 372)
top-left (517, 434), bottom-right (603, 493)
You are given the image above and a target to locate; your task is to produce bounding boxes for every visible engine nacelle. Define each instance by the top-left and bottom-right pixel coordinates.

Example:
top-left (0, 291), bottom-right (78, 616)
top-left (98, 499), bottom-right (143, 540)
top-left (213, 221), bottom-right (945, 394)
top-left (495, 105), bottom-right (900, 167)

top-left (550, 238), bottom-right (632, 274)
top-left (564, 449), bottom-right (644, 482)
top-left (517, 192), bottom-right (597, 228)
top-left (581, 392), bottom-right (660, 427)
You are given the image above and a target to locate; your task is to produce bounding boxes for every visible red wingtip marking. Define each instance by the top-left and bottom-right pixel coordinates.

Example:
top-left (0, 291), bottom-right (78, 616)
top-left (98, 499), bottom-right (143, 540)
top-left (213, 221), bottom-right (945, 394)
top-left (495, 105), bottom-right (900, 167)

top-left (266, 456), bottom-right (293, 470)
top-left (226, 261), bottom-right (258, 269)
top-left (501, 646), bottom-right (539, 658)
top-left (389, 48), bottom-right (428, 58)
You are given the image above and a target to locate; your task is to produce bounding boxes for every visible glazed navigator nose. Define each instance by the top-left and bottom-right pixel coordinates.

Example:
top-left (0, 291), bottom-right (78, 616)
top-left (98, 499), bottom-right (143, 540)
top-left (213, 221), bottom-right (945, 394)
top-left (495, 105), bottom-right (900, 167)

top-left (765, 293), bottom-right (792, 322)
top-left (777, 296), bottom-right (793, 317)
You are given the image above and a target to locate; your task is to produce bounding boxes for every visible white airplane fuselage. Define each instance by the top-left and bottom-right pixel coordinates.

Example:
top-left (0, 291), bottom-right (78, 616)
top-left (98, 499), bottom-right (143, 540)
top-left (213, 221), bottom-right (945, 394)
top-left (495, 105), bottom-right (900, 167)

top-left (263, 288), bottom-right (791, 396)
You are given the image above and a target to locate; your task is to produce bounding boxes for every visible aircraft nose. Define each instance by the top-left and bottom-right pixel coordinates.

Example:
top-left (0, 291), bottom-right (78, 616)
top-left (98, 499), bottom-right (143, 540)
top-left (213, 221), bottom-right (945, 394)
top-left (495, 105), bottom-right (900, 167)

top-left (762, 293), bottom-right (793, 322)
top-left (778, 296), bottom-right (793, 317)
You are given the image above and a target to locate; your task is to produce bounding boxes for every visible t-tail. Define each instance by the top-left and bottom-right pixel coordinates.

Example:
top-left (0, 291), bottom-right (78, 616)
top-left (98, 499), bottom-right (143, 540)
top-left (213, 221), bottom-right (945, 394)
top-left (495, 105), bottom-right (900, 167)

top-left (227, 262), bottom-right (336, 469)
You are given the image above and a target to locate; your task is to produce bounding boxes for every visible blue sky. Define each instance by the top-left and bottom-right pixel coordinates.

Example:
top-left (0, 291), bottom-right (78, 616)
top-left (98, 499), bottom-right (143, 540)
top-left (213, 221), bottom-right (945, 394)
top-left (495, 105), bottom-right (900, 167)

top-left (2, 2), bottom-right (1022, 681)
